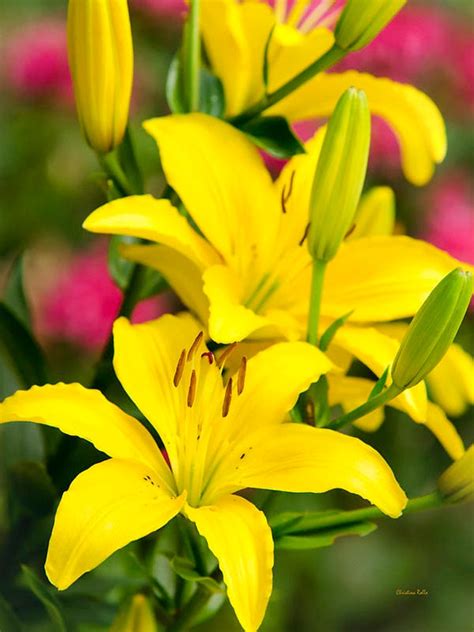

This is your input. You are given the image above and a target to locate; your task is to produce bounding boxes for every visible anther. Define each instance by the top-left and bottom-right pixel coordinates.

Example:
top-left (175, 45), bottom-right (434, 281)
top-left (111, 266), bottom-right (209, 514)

top-left (187, 370), bottom-right (197, 408)
top-left (237, 356), bottom-right (247, 395)
top-left (201, 351), bottom-right (215, 365)
top-left (281, 170), bottom-right (296, 214)
top-left (173, 349), bottom-right (186, 387)
top-left (222, 377), bottom-right (233, 417)
top-left (345, 223), bottom-right (356, 239)
top-left (217, 343), bottom-right (237, 368)
top-left (299, 222), bottom-right (311, 246)
top-left (187, 331), bottom-right (204, 361)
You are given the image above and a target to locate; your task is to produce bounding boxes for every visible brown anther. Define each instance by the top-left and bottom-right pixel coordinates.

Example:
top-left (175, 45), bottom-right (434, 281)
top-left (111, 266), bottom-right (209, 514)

top-left (281, 170), bottom-right (296, 214)
top-left (201, 351), bottom-right (215, 365)
top-left (344, 223), bottom-right (356, 239)
top-left (187, 370), bottom-right (197, 408)
top-left (173, 349), bottom-right (186, 387)
top-left (222, 377), bottom-right (233, 417)
top-left (299, 222), bottom-right (311, 246)
top-left (217, 343), bottom-right (237, 368)
top-left (237, 356), bottom-right (247, 395)
top-left (187, 331), bottom-right (204, 361)
top-left (304, 399), bottom-right (315, 424)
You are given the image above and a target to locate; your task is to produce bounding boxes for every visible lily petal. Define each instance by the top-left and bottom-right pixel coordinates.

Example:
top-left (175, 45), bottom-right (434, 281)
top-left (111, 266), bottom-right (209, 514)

top-left (324, 236), bottom-right (474, 322)
top-left (271, 71), bottom-right (447, 185)
top-left (225, 424), bottom-right (407, 518)
top-left (0, 383), bottom-right (167, 476)
top-left (83, 195), bottom-right (219, 268)
top-left (427, 343), bottom-right (474, 417)
top-left (327, 374), bottom-right (385, 432)
top-left (424, 402), bottom-right (465, 462)
top-left (46, 459), bottom-right (184, 589)
top-left (186, 495), bottom-right (273, 632)
top-left (112, 315), bottom-right (201, 463)
top-left (143, 114), bottom-right (280, 274)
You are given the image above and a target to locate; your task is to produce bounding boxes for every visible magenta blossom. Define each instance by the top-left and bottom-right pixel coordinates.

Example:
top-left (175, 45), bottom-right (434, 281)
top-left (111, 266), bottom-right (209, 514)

top-left (3, 19), bottom-right (72, 102)
top-left (35, 242), bottom-right (175, 351)
top-left (132, 0), bottom-right (186, 19)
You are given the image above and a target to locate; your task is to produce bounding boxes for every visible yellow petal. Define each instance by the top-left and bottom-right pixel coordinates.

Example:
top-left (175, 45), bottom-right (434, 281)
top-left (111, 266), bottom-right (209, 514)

top-left (203, 265), bottom-right (270, 343)
top-left (224, 424), bottom-right (407, 518)
top-left (83, 195), bottom-right (219, 269)
top-left (122, 243), bottom-right (210, 325)
top-left (270, 71), bottom-right (447, 186)
top-left (324, 236), bottom-right (474, 322)
top-left (333, 325), bottom-right (427, 422)
top-left (143, 114), bottom-right (280, 275)
top-left (46, 459), bottom-right (184, 590)
top-left (112, 315), bottom-right (201, 463)
top-left (427, 343), bottom-right (474, 417)
top-left (424, 402), bottom-right (465, 461)
top-left (349, 186), bottom-right (396, 240)
top-left (110, 594), bottom-right (158, 632)
top-left (327, 374), bottom-right (385, 432)
top-left (0, 383), bottom-right (168, 476)
top-left (186, 495), bottom-right (273, 632)
top-left (226, 341), bottom-right (332, 440)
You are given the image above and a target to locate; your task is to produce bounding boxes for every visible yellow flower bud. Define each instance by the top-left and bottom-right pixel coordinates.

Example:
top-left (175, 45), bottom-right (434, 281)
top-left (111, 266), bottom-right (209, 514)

top-left (67, 0), bottom-right (134, 154)
top-left (392, 268), bottom-right (473, 390)
top-left (335, 0), bottom-right (407, 52)
top-left (307, 88), bottom-right (370, 263)
top-left (438, 445), bottom-right (474, 504)
top-left (110, 594), bottom-right (159, 632)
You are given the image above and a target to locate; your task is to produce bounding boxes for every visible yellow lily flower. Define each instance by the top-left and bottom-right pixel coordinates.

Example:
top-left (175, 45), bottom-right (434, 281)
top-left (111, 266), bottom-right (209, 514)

top-left (0, 315), bottom-right (407, 631)
top-left (201, 0), bottom-right (446, 185)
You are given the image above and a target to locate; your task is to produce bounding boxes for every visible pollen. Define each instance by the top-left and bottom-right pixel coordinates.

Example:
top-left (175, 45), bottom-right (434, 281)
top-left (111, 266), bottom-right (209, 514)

top-left (187, 369), bottom-right (197, 407)
top-left (187, 331), bottom-right (204, 360)
top-left (222, 377), bottom-right (233, 417)
top-left (201, 351), bottom-right (215, 365)
top-left (173, 349), bottom-right (186, 387)
top-left (237, 356), bottom-right (247, 395)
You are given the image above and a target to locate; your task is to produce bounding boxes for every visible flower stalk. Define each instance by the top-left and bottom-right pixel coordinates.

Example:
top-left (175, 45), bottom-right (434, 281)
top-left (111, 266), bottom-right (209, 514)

top-left (328, 383), bottom-right (401, 431)
top-left (183, 0), bottom-right (201, 112)
top-left (307, 259), bottom-right (326, 346)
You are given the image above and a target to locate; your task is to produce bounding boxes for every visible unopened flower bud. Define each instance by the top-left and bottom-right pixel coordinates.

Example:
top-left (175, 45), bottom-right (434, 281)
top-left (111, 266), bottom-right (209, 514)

top-left (308, 88), bottom-right (370, 263)
top-left (335, 0), bottom-right (407, 52)
top-left (392, 268), bottom-right (473, 390)
top-left (67, 0), bottom-right (133, 154)
top-left (438, 445), bottom-right (474, 504)
top-left (110, 594), bottom-right (159, 632)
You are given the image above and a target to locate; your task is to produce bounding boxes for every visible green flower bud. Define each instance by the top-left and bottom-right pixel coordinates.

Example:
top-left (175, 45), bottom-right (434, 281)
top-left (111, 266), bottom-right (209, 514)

top-left (335, 0), bottom-right (407, 52)
top-left (307, 88), bottom-right (370, 263)
top-left (392, 268), bottom-right (473, 390)
top-left (110, 594), bottom-right (159, 632)
top-left (438, 445), bottom-right (474, 504)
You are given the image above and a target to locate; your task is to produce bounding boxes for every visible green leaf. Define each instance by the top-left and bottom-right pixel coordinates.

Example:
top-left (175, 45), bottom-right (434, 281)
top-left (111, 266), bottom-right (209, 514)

top-left (319, 310), bottom-right (354, 352)
top-left (0, 303), bottom-right (47, 396)
top-left (166, 56), bottom-right (225, 117)
top-left (2, 256), bottom-right (30, 328)
top-left (0, 592), bottom-right (22, 632)
top-left (275, 521), bottom-right (378, 550)
top-left (171, 557), bottom-right (223, 594)
top-left (369, 365), bottom-right (390, 400)
top-left (239, 116), bottom-right (305, 159)
top-left (21, 566), bottom-right (68, 632)
top-left (262, 26), bottom-right (275, 92)
top-left (8, 461), bottom-right (56, 517)
top-left (118, 126), bottom-right (144, 195)
top-left (108, 235), bottom-right (139, 290)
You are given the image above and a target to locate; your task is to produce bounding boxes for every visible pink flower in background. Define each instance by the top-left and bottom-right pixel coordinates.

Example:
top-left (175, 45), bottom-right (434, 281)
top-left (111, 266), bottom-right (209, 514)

top-left (132, 0), bottom-right (186, 19)
top-left (35, 242), bottom-right (174, 351)
top-left (3, 19), bottom-right (72, 102)
top-left (422, 173), bottom-right (474, 267)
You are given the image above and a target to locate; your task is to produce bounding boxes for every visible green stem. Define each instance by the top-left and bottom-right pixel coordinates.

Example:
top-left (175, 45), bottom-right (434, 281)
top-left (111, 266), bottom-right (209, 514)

top-left (328, 383), bottom-right (401, 431)
top-left (231, 44), bottom-right (345, 126)
top-left (99, 151), bottom-right (133, 196)
top-left (307, 259), bottom-right (327, 346)
top-left (169, 585), bottom-right (211, 632)
top-left (184, 0), bottom-right (201, 112)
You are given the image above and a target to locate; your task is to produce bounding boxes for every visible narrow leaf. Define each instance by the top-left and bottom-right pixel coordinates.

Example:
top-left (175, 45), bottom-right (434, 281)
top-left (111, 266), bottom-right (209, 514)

top-left (2, 256), bottom-right (30, 328)
top-left (319, 311), bottom-right (353, 351)
top-left (22, 566), bottom-right (68, 632)
top-left (369, 365), bottom-right (390, 400)
top-left (171, 557), bottom-right (223, 594)
top-left (275, 521), bottom-right (378, 550)
top-left (240, 116), bottom-right (305, 159)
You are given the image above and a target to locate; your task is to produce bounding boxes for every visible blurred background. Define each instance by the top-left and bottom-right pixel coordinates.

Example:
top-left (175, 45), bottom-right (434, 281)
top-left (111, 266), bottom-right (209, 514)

top-left (0, 1), bottom-right (473, 630)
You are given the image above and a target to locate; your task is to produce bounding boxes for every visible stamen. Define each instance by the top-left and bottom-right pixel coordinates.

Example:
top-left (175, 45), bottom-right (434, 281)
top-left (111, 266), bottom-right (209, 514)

top-left (187, 331), bottom-right (204, 361)
top-left (287, 0), bottom-right (310, 27)
top-left (187, 369), bottom-right (197, 407)
top-left (345, 223), bottom-right (356, 239)
top-left (222, 377), bottom-right (233, 417)
top-left (281, 170), bottom-right (296, 213)
top-left (299, 222), bottom-right (311, 246)
top-left (201, 351), bottom-right (215, 365)
top-left (237, 356), bottom-right (247, 395)
top-left (299, 0), bottom-right (336, 33)
top-left (217, 342), bottom-right (237, 369)
top-left (173, 349), bottom-right (186, 387)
